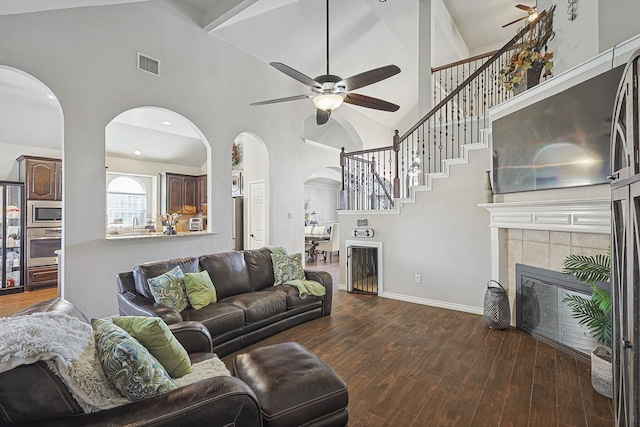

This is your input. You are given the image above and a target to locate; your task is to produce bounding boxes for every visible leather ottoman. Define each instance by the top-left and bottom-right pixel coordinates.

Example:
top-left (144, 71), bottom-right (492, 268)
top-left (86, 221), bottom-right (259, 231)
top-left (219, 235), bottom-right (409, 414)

top-left (233, 342), bottom-right (349, 427)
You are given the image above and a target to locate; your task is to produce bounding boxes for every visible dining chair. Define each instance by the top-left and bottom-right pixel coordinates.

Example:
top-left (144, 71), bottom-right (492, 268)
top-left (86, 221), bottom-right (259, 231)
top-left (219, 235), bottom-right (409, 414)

top-left (315, 223), bottom-right (339, 263)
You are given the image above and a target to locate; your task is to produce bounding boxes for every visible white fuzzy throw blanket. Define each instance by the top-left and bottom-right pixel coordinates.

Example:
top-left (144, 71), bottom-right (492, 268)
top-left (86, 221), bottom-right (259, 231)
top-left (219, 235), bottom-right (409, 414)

top-left (0, 313), bottom-right (231, 413)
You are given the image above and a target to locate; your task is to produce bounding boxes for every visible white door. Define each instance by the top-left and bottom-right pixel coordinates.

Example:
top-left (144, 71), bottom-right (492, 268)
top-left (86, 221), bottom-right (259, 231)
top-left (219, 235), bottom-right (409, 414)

top-left (248, 180), bottom-right (266, 249)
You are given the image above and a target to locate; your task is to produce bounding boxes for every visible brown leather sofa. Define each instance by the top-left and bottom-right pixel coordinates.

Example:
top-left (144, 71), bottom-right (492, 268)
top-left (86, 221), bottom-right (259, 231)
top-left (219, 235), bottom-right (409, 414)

top-left (0, 298), bottom-right (262, 426)
top-left (117, 247), bottom-right (333, 357)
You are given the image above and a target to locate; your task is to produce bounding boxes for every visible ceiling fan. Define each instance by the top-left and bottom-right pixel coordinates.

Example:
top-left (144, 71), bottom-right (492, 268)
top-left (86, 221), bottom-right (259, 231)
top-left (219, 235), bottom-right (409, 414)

top-left (250, 0), bottom-right (401, 125)
top-left (502, 3), bottom-right (538, 28)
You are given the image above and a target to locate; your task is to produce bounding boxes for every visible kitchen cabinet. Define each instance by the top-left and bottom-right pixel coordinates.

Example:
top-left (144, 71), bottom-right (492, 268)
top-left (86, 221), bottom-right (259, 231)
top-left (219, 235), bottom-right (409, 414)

top-left (17, 155), bottom-right (62, 201)
top-left (197, 175), bottom-right (207, 206)
top-left (26, 265), bottom-right (58, 290)
top-left (1, 181), bottom-right (24, 295)
top-left (163, 173), bottom-right (200, 215)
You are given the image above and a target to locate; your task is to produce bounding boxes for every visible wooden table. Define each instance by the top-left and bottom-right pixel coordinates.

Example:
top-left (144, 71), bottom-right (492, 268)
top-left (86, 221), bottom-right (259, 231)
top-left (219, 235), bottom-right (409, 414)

top-left (305, 235), bottom-right (328, 261)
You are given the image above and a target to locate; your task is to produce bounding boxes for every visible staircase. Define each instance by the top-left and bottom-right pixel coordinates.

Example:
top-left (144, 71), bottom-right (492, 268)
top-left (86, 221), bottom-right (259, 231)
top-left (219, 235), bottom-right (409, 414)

top-left (340, 11), bottom-right (551, 211)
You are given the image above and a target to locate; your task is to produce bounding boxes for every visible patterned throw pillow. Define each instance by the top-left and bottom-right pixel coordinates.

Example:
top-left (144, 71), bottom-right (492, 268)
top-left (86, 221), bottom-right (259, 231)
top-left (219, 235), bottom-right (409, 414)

top-left (271, 252), bottom-right (306, 285)
top-left (147, 266), bottom-right (189, 312)
top-left (112, 316), bottom-right (192, 378)
top-left (92, 319), bottom-right (177, 400)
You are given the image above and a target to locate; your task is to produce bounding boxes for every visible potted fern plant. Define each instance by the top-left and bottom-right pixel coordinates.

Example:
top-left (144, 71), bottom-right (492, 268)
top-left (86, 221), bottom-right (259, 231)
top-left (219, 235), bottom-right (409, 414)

top-left (562, 249), bottom-right (613, 398)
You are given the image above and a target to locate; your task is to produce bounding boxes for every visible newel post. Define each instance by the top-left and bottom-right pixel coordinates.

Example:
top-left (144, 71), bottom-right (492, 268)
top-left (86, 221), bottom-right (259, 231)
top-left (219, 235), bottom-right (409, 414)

top-left (393, 130), bottom-right (400, 199)
top-left (340, 147), bottom-right (348, 210)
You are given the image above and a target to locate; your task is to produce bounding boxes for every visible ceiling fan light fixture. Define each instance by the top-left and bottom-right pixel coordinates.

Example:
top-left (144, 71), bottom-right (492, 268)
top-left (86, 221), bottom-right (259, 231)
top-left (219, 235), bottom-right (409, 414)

top-left (312, 93), bottom-right (344, 111)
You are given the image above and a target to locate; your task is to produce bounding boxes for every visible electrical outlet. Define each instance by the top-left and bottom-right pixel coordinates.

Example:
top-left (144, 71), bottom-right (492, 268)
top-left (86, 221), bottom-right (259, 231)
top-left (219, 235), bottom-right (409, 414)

top-left (288, 213), bottom-right (294, 219)
top-left (415, 274), bottom-right (421, 284)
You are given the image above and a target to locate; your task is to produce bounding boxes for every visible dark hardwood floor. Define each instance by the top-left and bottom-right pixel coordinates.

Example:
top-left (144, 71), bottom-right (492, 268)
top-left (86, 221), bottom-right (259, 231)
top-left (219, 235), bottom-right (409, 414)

top-left (228, 255), bottom-right (614, 427)
top-left (2, 259), bottom-right (613, 426)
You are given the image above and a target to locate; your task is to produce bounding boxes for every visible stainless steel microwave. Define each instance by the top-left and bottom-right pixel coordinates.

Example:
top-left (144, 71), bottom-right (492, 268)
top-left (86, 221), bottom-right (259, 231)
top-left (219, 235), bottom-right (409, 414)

top-left (27, 200), bottom-right (62, 228)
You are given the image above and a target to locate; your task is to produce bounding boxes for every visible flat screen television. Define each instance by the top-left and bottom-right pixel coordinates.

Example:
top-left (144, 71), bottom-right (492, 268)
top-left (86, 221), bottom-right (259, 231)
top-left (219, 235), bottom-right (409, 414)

top-left (492, 65), bottom-right (624, 194)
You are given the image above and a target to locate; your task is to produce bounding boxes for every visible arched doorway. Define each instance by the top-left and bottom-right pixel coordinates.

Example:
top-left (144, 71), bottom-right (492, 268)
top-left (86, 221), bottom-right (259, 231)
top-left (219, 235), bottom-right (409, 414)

top-left (0, 65), bottom-right (64, 306)
top-left (232, 132), bottom-right (269, 250)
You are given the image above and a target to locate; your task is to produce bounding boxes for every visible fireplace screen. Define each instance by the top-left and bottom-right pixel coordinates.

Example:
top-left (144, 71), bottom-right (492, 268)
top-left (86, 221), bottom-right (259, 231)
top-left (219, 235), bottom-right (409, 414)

top-left (516, 264), bottom-right (610, 359)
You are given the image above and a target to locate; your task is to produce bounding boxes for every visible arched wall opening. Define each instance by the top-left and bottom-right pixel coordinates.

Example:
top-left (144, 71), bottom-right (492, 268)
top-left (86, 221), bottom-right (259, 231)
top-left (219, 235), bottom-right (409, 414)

top-left (0, 65), bottom-right (64, 297)
top-left (233, 132), bottom-right (269, 249)
top-left (105, 106), bottom-right (212, 236)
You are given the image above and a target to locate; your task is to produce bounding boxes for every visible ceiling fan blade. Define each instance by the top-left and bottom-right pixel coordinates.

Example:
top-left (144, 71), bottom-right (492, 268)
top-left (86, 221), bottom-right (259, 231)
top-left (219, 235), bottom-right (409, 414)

top-left (338, 65), bottom-right (401, 92)
top-left (515, 4), bottom-right (533, 11)
top-left (270, 62), bottom-right (320, 88)
top-left (250, 94), bottom-right (311, 106)
top-left (344, 93), bottom-right (399, 112)
top-left (502, 15), bottom-right (528, 28)
top-left (316, 109), bottom-right (330, 125)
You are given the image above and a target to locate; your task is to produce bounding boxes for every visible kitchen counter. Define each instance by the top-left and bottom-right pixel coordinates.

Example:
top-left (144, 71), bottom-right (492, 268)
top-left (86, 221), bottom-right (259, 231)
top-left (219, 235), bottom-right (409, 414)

top-left (105, 230), bottom-right (216, 241)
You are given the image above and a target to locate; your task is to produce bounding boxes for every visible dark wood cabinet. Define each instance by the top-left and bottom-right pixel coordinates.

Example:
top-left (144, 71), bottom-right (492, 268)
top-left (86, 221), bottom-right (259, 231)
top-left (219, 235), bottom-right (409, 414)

top-left (18, 156), bottom-right (62, 201)
top-left (166, 174), bottom-right (183, 214)
top-left (182, 176), bottom-right (197, 215)
top-left (164, 173), bottom-right (203, 215)
top-left (26, 265), bottom-right (58, 290)
top-left (197, 175), bottom-right (207, 206)
top-left (610, 49), bottom-right (639, 427)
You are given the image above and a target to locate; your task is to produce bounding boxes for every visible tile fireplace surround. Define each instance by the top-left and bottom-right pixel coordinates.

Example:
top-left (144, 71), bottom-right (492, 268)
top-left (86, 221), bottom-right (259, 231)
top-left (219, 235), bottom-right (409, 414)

top-left (481, 198), bottom-right (610, 324)
top-left (480, 37), bottom-right (640, 324)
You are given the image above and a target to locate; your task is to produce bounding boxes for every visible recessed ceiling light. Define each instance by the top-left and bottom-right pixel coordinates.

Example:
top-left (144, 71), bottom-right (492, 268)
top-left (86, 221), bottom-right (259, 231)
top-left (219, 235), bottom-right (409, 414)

top-left (162, 121), bottom-right (171, 126)
top-left (134, 150), bottom-right (142, 156)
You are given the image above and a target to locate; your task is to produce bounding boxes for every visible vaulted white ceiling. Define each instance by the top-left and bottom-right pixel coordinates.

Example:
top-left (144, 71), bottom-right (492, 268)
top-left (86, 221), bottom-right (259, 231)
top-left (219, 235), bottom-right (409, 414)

top-left (0, 0), bottom-right (527, 166)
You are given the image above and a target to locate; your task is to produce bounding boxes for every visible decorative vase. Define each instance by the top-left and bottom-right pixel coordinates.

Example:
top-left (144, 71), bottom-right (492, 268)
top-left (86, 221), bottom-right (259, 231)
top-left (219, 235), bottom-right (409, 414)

top-left (485, 171), bottom-right (494, 203)
top-left (513, 62), bottom-right (545, 95)
top-left (163, 225), bottom-right (177, 235)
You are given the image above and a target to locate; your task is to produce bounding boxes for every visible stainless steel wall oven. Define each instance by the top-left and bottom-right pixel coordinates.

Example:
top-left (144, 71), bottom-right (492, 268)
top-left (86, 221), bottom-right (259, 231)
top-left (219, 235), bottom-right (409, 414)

top-left (26, 228), bottom-right (61, 267)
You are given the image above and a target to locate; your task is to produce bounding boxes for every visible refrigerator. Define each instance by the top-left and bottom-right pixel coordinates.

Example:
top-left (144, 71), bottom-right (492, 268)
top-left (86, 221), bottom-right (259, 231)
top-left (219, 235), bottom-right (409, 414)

top-left (1, 181), bottom-right (25, 295)
top-left (232, 196), bottom-right (244, 251)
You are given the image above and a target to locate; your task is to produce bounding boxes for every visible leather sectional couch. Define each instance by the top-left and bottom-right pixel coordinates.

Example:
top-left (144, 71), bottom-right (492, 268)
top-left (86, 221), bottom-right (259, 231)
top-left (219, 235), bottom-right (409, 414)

top-left (0, 298), bottom-right (263, 426)
top-left (117, 247), bottom-right (333, 357)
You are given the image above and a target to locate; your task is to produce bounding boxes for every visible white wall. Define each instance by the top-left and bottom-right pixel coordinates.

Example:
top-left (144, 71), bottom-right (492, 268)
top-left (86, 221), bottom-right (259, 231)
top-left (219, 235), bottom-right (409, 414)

top-left (304, 180), bottom-right (340, 226)
top-left (537, 0), bottom-right (640, 75)
top-left (431, 0), bottom-right (469, 68)
top-left (339, 144), bottom-right (492, 311)
top-left (0, 143), bottom-right (62, 181)
top-left (0, 1), bottom-right (355, 317)
top-left (598, 0), bottom-right (640, 52)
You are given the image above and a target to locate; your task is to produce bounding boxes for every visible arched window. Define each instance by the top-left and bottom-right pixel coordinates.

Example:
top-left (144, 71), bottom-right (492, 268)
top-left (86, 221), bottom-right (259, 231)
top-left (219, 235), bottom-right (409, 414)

top-left (107, 175), bottom-right (147, 227)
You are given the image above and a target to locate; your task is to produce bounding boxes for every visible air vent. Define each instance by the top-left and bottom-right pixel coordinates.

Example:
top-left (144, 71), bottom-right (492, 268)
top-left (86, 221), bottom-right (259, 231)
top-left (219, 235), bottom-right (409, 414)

top-left (137, 52), bottom-right (160, 76)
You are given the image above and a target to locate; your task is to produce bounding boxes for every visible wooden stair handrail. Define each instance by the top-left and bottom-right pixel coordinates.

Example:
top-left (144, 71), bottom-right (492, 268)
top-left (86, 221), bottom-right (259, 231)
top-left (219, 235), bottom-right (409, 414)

top-left (431, 49), bottom-right (499, 73)
top-left (399, 10), bottom-right (547, 142)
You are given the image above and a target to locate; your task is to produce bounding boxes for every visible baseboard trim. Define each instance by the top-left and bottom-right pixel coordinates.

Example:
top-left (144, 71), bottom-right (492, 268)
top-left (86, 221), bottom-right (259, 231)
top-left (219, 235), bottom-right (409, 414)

top-left (335, 286), bottom-right (483, 315)
top-left (379, 291), bottom-right (484, 315)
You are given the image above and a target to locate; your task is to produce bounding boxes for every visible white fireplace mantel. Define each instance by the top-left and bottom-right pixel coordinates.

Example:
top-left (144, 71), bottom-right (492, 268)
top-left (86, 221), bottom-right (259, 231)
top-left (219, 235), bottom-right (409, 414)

top-left (479, 198), bottom-right (610, 234)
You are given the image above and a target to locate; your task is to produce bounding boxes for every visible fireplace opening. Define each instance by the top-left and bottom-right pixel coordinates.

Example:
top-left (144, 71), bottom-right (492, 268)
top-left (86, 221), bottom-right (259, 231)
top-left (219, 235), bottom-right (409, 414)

top-left (516, 263), bottom-right (611, 362)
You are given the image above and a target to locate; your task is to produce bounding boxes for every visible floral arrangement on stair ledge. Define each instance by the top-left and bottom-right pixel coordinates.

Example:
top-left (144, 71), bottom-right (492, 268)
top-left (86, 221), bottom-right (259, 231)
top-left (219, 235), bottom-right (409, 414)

top-left (499, 5), bottom-right (556, 94)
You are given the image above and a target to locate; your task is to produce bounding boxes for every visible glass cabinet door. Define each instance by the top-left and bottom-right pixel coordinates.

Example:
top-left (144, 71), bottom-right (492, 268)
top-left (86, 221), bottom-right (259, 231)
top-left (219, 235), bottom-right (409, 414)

top-left (1, 182), bottom-right (24, 293)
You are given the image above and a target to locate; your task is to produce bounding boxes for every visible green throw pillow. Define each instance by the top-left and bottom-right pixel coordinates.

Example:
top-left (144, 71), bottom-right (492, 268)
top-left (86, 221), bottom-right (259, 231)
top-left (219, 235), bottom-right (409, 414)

top-left (92, 319), bottom-right (177, 401)
top-left (147, 266), bottom-right (189, 312)
top-left (112, 316), bottom-right (192, 378)
top-left (272, 252), bottom-right (306, 285)
top-left (184, 271), bottom-right (217, 309)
